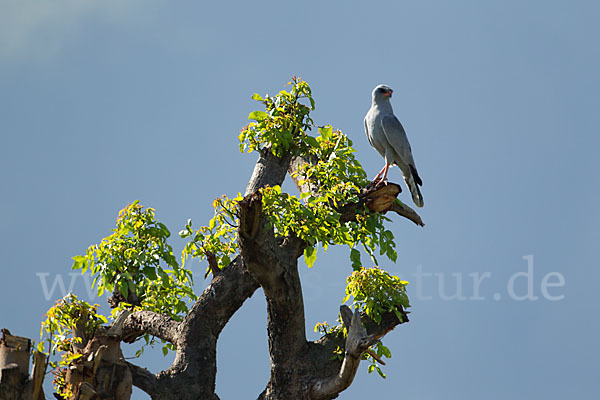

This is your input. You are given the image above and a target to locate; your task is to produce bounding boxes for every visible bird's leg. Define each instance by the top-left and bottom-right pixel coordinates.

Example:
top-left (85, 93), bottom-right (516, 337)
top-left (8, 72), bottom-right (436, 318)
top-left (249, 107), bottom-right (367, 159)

top-left (381, 163), bottom-right (390, 182)
top-left (373, 165), bottom-right (386, 182)
top-left (373, 164), bottom-right (390, 183)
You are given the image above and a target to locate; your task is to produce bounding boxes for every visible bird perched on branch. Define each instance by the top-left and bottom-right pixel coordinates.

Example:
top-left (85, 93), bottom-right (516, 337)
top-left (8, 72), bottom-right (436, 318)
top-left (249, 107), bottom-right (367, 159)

top-left (364, 84), bottom-right (424, 207)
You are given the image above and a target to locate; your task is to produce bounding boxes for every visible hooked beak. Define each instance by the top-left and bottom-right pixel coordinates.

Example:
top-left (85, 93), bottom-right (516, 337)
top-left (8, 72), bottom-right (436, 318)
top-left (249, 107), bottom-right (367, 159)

top-left (384, 90), bottom-right (393, 98)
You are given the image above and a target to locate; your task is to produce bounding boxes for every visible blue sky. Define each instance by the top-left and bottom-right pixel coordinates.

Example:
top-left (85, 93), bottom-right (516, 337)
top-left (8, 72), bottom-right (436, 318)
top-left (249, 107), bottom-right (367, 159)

top-left (1, 1), bottom-right (598, 399)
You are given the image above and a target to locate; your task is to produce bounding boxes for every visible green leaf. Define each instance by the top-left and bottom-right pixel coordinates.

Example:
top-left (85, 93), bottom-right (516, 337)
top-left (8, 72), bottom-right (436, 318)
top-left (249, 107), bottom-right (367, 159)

top-left (381, 345), bottom-right (392, 358)
top-left (118, 280), bottom-right (129, 299)
top-left (320, 125), bottom-right (333, 140)
top-left (304, 246), bottom-right (317, 268)
top-left (350, 248), bottom-right (361, 270)
top-left (143, 266), bottom-right (157, 280)
top-left (248, 110), bottom-right (269, 121)
top-left (72, 255), bottom-right (86, 270)
top-left (158, 222), bottom-right (170, 237)
top-left (393, 308), bottom-right (404, 323)
top-left (162, 346), bottom-right (169, 356)
top-left (304, 136), bottom-right (319, 148)
top-left (221, 255), bottom-right (231, 268)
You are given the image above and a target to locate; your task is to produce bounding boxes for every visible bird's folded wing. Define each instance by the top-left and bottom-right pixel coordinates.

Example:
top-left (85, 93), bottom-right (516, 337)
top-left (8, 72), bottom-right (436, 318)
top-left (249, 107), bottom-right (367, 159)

top-left (381, 115), bottom-right (416, 165)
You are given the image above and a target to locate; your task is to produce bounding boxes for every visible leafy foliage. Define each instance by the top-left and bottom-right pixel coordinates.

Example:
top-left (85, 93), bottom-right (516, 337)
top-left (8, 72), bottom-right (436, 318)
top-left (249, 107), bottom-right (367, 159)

top-left (39, 294), bottom-right (107, 398)
top-left (180, 195), bottom-right (241, 277)
top-left (343, 267), bottom-right (410, 324)
top-left (239, 76), bottom-right (315, 157)
top-left (365, 342), bottom-right (391, 378)
top-left (72, 201), bottom-right (196, 321)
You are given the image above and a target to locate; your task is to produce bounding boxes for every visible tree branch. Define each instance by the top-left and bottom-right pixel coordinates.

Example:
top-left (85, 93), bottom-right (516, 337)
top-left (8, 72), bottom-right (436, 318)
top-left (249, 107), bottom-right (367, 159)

top-left (121, 258), bottom-right (257, 399)
top-left (311, 306), bottom-right (378, 399)
top-left (306, 306), bottom-right (409, 399)
top-left (182, 256), bottom-right (259, 339)
top-left (128, 149), bottom-right (290, 399)
top-left (238, 190), bottom-right (308, 354)
top-left (31, 350), bottom-right (46, 400)
top-left (246, 149), bottom-right (293, 195)
top-left (127, 361), bottom-right (159, 396)
top-left (289, 156), bottom-right (424, 226)
top-left (239, 152), bottom-right (313, 398)
top-left (361, 308), bottom-right (410, 340)
top-left (288, 155), bottom-right (319, 195)
top-left (120, 310), bottom-right (180, 344)
top-left (390, 200), bottom-right (425, 227)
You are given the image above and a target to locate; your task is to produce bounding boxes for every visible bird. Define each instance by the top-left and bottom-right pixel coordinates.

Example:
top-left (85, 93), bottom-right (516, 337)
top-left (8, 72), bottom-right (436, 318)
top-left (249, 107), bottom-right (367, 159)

top-left (364, 84), bottom-right (424, 207)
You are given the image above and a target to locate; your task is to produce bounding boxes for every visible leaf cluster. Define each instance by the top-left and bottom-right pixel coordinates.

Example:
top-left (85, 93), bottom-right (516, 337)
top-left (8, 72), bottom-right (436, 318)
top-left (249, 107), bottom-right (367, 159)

top-left (343, 267), bottom-right (410, 379)
top-left (343, 267), bottom-right (410, 324)
top-left (239, 76), bottom-right (315, 157)
top-left (364, 341), bottom-right (392, 379)
top-left (39, 294), bottom-right (107, 397)
top-left (180, 194), bottom-right (241, 277)
top-left (72, 201), bottom-right (196, 321)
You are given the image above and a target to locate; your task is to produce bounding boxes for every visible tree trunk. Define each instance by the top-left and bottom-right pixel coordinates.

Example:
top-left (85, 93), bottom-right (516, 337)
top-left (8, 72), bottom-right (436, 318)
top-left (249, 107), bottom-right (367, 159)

top-left (0, 329), bottom-right (45, 400)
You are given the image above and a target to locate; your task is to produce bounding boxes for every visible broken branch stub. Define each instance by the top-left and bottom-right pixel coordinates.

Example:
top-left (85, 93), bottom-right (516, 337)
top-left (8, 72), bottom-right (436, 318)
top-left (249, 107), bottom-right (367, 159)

top-left (361, 182), bottom-right (402, 213)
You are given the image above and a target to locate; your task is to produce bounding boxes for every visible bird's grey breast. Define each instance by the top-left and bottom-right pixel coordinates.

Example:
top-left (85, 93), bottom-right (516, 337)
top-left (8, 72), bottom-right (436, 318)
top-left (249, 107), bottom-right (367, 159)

top-left (365, 106), bottom-right (389, 158)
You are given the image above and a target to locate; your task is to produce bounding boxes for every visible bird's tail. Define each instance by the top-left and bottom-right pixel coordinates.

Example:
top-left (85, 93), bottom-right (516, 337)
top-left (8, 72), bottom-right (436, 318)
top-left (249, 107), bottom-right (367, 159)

top-left (405, 165), bottom-right (424, 208)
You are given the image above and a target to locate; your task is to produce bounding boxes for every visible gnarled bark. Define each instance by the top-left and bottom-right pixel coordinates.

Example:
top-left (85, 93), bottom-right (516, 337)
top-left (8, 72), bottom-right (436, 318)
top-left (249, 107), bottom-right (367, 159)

top-left (65, 331), bottom-right (133, 400)
top-left (238, 190), bottom-right (308, 399)
top-left (236, 151), bottom-right (416, 399)
top-left (121, 311), bottom-right (179, 344)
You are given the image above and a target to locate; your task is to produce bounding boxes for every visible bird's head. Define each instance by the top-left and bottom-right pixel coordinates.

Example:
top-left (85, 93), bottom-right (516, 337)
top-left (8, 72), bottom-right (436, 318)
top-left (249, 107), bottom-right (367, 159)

top-left (372, 84), bottom-right (393, 101)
